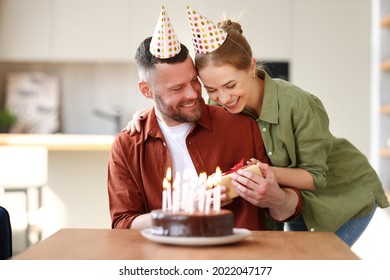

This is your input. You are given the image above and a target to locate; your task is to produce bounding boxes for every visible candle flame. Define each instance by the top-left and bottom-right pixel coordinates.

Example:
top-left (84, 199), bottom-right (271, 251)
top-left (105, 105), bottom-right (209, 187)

top-left (163, 178), bottom-right (169, 190)
top-left (198, 172), bottom-right (207, 185)
top-left (215, 166), bottom-right (222, 185)
top-left (211, 166), bottom-right (222, 187)
top-left (166, 167), bottom-right (172, 182)
top-left (206, 175), bottom-right (214, 189)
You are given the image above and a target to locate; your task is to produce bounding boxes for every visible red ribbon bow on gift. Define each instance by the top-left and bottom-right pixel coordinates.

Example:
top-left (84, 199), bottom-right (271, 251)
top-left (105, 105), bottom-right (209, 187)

top-left (223, 158), bottom-right (245, 175)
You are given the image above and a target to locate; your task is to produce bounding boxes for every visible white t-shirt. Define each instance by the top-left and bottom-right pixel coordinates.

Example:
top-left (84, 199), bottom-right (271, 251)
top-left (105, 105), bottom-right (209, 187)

top-left (157, 119), bottom-right (198, 181)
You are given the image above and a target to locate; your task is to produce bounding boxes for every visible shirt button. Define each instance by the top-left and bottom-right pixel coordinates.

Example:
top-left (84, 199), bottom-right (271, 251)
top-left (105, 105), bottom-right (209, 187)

top-left (262, 127), bottom-right (267, 132)
top-left (310, 228), bottom-right (315, 232)
top-left (268, 151), bottom-right (272, 156)
top-left (163, 142), bottom-right (167, 147)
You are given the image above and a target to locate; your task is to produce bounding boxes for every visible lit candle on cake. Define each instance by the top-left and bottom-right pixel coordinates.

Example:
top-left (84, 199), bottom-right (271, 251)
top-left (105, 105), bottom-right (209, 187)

top-left (188, 173), bottom-right (197, 213)
top-left (166, 167), bottom-right (172, 211)
top-left (198, 185), bottom-right (206, 212)
top-left (198, 172), bottom-right (207, 186)
top-left (172, 172), bottom-right (180, 212)
top-left (204, 175), bottom-right (214, 214)
top-left (205, 188), bottom-right (212, 214)
top-left (162, 178), bottom-right (168, 211)
top-left (197, 172), bottom-right (206, 212)
top-left (182, 170), bottom-right (191, 212)
top-left (182, 184), bottom-right (189, 213)
top-left (213, 167), bottom-right (222, 212)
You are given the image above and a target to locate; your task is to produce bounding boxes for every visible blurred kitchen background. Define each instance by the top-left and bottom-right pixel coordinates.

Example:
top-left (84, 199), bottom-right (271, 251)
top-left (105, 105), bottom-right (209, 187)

top-left (0, 0), bottom-right (389, 259)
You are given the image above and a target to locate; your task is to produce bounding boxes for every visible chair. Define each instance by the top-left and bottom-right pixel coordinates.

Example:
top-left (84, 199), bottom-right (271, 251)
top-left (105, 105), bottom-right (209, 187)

top-left (0, 206), bottom-right (12, 259)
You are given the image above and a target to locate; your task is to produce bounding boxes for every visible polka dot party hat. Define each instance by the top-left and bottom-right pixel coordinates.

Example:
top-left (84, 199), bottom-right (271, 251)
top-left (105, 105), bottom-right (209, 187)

top-left (187, 6), bottom-right (227, 55)
top-left (150, 5), bottom-right (181, 59)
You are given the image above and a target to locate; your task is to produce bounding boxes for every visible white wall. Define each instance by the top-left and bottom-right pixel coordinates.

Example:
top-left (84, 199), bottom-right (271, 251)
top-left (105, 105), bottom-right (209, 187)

top-left (291, 0), bottom-right (371, 156)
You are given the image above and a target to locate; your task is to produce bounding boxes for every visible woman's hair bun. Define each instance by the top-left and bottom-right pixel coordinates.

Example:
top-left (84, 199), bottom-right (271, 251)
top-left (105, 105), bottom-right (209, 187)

top-left (218, 20), bottom-right (243, 34)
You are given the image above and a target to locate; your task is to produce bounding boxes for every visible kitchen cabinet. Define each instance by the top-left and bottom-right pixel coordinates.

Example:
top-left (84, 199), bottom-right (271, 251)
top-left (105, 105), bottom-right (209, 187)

top-left (0, 0), bottom-right (52, 61)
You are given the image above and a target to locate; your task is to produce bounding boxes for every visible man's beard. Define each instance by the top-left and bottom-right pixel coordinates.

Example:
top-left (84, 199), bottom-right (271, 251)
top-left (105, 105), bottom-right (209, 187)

top-left (154, 93), bottom-right (203, 123)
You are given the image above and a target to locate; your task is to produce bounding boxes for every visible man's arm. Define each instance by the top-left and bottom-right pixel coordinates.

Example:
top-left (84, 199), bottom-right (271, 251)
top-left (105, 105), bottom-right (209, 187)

top-left (130, 214), bottom-right (152, 230)
top-left (108, 136), bottom-right (146, 229)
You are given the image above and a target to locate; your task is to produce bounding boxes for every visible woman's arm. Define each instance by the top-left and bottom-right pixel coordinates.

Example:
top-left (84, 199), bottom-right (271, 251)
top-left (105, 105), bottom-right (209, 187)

top-left (247, 158), bottom-right (315, 190)
top-left (271, 166), bottom-right (315, 190)
top-left (122, 107), bottom-right (151, 135)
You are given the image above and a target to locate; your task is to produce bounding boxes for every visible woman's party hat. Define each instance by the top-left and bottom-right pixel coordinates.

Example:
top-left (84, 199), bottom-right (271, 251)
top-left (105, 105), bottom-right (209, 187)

top-left (150, 6), bottom-right (181, 59)
top-left (187, 6), bottom-right (227, 54)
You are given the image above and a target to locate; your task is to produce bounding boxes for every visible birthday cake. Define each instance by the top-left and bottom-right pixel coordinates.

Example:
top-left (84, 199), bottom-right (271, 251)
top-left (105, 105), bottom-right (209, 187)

top-left (150, 209), bottom-right (234, 237)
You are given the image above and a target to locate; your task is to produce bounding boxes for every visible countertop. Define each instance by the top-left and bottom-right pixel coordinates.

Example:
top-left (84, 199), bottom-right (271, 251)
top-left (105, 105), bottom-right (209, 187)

top-left (0, 133), bottom-right (115, 151)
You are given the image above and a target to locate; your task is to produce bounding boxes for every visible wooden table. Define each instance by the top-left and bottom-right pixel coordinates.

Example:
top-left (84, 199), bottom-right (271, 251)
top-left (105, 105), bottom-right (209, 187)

top-left (12, 228), bottom-right (360, 260)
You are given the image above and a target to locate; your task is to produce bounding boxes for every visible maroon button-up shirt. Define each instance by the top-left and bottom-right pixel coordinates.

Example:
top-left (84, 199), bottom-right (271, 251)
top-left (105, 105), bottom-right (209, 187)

top-left (108, 100), bottom-right (301, 229)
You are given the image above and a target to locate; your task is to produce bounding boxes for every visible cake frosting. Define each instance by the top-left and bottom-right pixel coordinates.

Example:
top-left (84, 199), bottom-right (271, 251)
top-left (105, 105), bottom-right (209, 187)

top-left (151, 209), bottom-right (234, 237)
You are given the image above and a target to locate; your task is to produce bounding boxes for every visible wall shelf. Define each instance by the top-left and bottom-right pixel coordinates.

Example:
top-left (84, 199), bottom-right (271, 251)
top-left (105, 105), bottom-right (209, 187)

top-left (0, 133), bottom-right (114, 151)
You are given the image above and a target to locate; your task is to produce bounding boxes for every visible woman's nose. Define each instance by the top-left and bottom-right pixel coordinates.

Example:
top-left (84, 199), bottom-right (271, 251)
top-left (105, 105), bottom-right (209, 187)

top-left (217, 91), bottom-right (230, 104)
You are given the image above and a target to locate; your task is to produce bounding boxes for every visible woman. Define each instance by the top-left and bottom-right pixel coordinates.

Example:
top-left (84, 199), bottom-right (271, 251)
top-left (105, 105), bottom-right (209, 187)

top-left (126, 9), bottom-right (389, 246)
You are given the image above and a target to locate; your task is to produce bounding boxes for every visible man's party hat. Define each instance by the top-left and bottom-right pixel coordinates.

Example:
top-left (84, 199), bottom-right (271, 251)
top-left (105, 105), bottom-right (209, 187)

top-left (150, 6), bottom-right (181, 58)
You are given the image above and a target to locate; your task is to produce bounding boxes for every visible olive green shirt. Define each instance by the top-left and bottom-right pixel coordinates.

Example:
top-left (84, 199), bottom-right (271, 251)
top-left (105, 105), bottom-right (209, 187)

top-left (237, 72), bottom-right (390, 232)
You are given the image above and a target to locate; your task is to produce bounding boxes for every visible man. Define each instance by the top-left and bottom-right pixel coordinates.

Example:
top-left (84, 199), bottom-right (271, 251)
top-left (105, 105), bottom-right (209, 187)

top-left (108, 7), bottom-right (301, 230)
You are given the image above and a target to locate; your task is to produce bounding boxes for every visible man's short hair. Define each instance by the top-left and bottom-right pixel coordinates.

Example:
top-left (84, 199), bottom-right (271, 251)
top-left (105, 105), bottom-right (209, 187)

top-left (135, 36), bottom-right (189, 80)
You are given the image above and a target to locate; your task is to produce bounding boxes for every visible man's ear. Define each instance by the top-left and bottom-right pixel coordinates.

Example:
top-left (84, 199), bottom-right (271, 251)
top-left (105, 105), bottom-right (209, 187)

top-left (138, 80), bottom-right (153, 99)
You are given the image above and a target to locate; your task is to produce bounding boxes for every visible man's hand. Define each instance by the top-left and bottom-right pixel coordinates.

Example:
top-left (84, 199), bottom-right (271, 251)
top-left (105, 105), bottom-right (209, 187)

top-left (231, 162), bottom-right (298, 221)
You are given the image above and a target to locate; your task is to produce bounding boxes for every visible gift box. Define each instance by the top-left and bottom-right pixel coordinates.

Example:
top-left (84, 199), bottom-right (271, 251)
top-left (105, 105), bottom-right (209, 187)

top-left (221, 164), bottom-right (263, 199)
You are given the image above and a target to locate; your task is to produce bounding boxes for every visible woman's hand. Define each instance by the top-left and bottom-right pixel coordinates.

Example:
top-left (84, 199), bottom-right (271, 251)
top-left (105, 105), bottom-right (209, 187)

top-left (231, 162), bottom-right (298, 221)
top-left (122, 108), bottom-right (151, 135)
top-left (231, 162), bottom-right (283, 209)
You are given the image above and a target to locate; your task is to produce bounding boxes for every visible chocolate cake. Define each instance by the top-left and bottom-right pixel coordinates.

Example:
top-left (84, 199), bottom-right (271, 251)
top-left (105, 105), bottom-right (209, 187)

top-left (150, 209), bottom-right (234, 237)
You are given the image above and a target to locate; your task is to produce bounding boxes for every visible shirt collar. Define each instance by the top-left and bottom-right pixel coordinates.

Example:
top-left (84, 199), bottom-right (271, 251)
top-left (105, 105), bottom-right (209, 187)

top-left (258, 72), bottom-right (279, 124)
top-left (143, 99), bottom-right (212, 141)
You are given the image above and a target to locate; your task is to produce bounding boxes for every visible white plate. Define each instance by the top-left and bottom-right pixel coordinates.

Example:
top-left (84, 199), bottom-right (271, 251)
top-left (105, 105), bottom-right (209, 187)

top-left (140, 228), bottom-right (252, 246)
